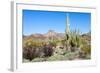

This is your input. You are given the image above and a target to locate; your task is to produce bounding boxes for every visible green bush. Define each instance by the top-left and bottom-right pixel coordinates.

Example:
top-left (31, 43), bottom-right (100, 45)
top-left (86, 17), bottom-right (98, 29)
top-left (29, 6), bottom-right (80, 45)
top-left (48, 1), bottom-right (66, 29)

top-left (81, 44), bottom-right (91, 55)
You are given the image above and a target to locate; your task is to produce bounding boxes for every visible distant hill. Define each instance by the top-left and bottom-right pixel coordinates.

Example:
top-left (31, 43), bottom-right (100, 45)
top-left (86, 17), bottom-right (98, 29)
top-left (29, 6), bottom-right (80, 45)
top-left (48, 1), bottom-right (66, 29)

top-left (82, 32), bottom-right (91, 42)
top-left (23, 30), bottom-right (65, 41)
top-left (23, 30), bottom-right (91, 41)
top-left (44, 30), bottom-right (64, 40)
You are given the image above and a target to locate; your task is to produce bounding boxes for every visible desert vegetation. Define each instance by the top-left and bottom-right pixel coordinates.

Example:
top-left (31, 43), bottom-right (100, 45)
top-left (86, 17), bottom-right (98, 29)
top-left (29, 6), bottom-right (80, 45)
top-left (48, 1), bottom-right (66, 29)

top-left (23, 30), bottom-right (91, 62)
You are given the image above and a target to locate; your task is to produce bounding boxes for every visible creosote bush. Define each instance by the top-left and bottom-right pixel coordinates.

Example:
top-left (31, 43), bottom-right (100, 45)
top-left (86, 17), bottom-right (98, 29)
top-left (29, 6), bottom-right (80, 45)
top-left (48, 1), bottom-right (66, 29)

top-left (23, 39), bottom-right (54, 61)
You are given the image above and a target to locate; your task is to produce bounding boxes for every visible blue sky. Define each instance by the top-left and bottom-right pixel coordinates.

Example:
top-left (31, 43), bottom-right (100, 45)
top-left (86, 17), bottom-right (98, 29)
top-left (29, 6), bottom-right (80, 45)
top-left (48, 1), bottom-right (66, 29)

top-left (23, 10), bottom-right (91, 35)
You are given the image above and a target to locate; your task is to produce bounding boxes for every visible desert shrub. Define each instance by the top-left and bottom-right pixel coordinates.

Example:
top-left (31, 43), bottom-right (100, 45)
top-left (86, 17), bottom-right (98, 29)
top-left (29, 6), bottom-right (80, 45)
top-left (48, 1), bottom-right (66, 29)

top-left (23, 40), bottom-right (35, 61)
top-left (80, 37), bottom-right (91, 55)
top-left (23, 39), bottom-right (55, 61)
top-left (81, 44), bottom-right (91, 55)
top-left (47, 54), bottom-right (65, 61)
top-left (32, 57), bottom-right (46, 62)
top-left (48, 40), bottom-right (58, 47)
top-left (23, 39), bottom-right (43, 61)
top-left (43, 45), bottom-right (54, 57)
top-left (23, 46), bottom-right (47, 61)
top-left (23, 47), bottom-right (35, 61)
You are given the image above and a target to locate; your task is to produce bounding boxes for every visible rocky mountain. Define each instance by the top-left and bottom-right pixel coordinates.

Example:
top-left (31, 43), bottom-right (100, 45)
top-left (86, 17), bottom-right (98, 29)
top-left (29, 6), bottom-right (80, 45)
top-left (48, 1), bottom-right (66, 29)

top-left (23, 30), bottom-right (65, 41)
top-left (44, 30), bottom-right (64, 39)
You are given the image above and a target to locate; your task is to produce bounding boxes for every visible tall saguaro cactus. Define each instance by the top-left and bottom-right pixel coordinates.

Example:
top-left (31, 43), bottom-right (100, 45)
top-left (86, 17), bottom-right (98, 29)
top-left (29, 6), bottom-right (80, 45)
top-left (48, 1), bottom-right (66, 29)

top-left (66, 13), bottom-right (70, 34)
top-left (64, 13), bottom-right (71, 51)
